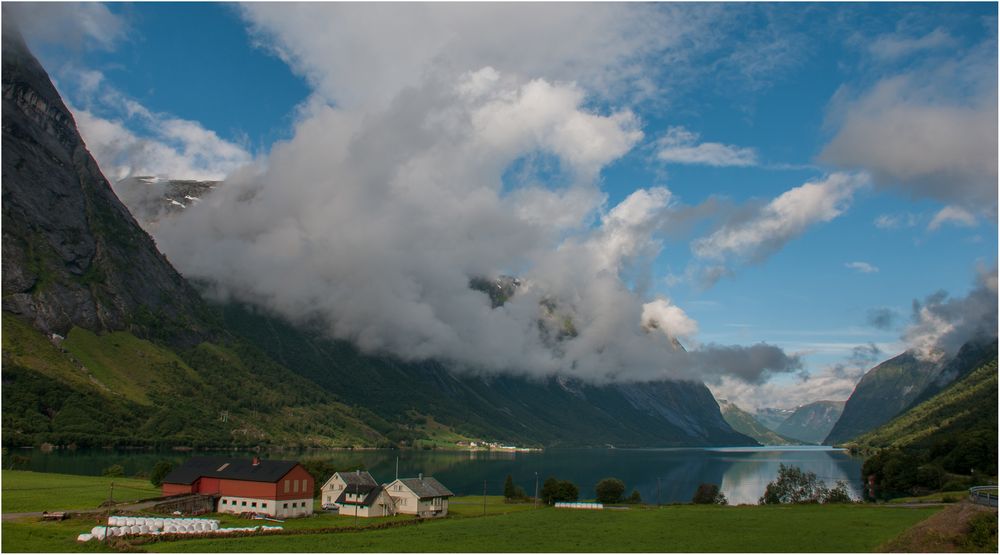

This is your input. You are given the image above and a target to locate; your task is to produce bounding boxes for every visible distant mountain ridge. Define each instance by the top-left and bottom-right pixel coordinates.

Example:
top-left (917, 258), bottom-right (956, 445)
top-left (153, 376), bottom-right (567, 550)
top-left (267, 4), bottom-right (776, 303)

top-left (718, 400), bottom-right (798, 445)
top-left (776, 401), bottom-right (844, 444)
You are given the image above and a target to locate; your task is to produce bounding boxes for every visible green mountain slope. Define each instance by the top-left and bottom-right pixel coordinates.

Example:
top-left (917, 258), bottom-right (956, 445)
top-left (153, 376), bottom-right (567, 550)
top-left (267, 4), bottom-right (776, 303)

top-left (850, 342), bottom-right (997, 452)
top-left (776, 401), bottom-right (844, 444)
top-left (216, 301), bottom-right (755, 448)
top-left (717, 400), bottom-right (798, 445)
top-left (824, 353), bottom-right (939, 445)
top-left (2, 312), bottom-right (390, 448)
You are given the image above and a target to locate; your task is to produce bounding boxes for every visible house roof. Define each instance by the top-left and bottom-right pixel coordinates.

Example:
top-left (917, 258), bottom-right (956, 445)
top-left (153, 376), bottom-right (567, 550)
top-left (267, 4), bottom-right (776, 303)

top-left (161, 457), bottom-right (300, 485)
top-left (395, 477), bottom-right (455, 499)
top-left (325, 470), bottom-right (378, 494)
top-left (334, 485), bottom-right (386, 507)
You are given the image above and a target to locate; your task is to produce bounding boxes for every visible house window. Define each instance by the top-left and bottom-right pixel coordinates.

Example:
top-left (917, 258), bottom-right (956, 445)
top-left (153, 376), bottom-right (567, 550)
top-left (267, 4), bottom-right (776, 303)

top-left (283, 503), bottom-right (288, 509)
top-left (326, 496), bottom-right (331, 503)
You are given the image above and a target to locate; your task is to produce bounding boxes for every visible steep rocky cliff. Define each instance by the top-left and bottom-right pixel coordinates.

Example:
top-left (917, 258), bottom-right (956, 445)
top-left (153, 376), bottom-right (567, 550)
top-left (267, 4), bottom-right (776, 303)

top-left (1, 29), bottom-right (208, 343)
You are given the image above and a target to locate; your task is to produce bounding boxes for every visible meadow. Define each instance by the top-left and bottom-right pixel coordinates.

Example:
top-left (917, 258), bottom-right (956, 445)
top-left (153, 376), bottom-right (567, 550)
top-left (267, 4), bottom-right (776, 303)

top-left (1, 472), bottom-right (941, 553)
top-left (2, 470), bottom-right (161, 513)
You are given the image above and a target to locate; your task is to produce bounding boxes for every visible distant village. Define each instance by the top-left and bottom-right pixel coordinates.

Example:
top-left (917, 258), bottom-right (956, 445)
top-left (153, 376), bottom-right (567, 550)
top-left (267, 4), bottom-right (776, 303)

top-left (454, 440), bottom-right (541, 452)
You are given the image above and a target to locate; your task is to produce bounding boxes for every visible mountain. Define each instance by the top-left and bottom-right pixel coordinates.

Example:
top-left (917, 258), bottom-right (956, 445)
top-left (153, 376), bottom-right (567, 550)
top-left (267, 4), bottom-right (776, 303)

top-left (0, 27), bottom-right (394, 449)
top-left (717, 400), bottom-right (798, 445)
top-left (1, 30), bottom-right (753, 450)
top-left (825, 338), bottom-right (998, 445)
top-left (1, 29), bottom-right (209, 345)
top-left (823, 352), bottom-right (938, 445)
top-left (775, 401), bottom-right (844, 444)
top-left (114, 176), bottom-right (218, 228)
top-left (850, 340), bottom-right (997, 453)
top-left (754, 407), bottom-right (796, 431)
top-left (216, 301), bottom-right (755, 448)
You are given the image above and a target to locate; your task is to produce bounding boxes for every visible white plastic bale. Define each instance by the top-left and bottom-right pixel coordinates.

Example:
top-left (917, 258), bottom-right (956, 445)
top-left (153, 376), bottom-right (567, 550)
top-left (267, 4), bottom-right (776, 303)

top-left (166, 525), bottom-right (176, 533)
top-left (77, 533), bottom-right (93, 542)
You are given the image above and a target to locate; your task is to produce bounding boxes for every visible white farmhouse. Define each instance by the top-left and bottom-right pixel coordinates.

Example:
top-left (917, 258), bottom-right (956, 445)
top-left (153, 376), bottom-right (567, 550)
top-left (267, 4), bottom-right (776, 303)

top-left (383, 475), bottom-right (454, 517)
top-left (320, 471), bottom-right (395, 518)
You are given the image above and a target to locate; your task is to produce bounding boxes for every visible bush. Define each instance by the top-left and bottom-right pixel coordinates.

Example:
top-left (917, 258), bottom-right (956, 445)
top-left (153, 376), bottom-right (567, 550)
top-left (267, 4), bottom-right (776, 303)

top-left (962, 512), bottom-right (998, 552)
top-left (595, 478), bottom-right (625, 504)
top-left (626, 489), bottom-right (642, 504)
top-left (102, 464), bottom-right (125, 478)
top-left (759, 464), bottom-right (827, 504)
top-left (149, 460), bottom-right (174, 487)
top-left (541, 477), bottom-right (579, 504)
top-left (822, 481), bottom-right (854, 504)
top-left (691, 483), bottom-right (727, 505)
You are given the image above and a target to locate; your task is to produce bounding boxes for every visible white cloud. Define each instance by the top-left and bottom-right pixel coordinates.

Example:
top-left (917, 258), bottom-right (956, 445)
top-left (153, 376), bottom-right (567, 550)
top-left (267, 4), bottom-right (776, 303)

top-left (903, 264), bottom-right (998, 361)
top-left (239, 3), bottom-right (714, 111)
top-left (820, 41), bottom-right (998, 217)
top-left (692, 173), bottom-right (867, 266)
top-left (845, 261), bottom-right (879, 274)
top-left (874, 213), bottom-right (919, 230)
top-left (3, 3), bottom-right (126, 51)
top-left (656, 126), bottom-right (757, 167)
top-left (928, 205), bottom-right (978, 231)
top-left (642, 298), bottom-right (699, 342)
top-left (868, 28), bottom-right (955, 61)
top-left (60, 70), bottom-right (252, 183)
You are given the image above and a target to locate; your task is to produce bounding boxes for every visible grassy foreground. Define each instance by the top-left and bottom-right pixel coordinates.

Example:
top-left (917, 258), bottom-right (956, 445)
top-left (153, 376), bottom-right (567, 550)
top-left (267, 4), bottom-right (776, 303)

top-left (141, 504), bottom-right (937, 553)
top-left (2, 470), bottom-right (161, 513)
top-left (1, 475), bottom-right (940, 553)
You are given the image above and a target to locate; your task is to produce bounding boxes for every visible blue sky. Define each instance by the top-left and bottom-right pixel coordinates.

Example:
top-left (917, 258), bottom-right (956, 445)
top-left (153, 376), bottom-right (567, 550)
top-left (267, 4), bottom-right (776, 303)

top-left (13, 2), bottom-right (998, 409)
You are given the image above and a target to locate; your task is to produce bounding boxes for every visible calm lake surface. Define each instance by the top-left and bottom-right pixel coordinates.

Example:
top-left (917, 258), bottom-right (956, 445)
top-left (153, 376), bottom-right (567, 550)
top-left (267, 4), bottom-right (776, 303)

top-left (11, 446), bottom-right (863, 505)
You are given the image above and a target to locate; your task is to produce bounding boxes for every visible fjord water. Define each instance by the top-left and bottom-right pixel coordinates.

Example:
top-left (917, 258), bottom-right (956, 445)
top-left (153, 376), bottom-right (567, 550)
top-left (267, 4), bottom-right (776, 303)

top-left (14, 446), bottom-right (862, 504)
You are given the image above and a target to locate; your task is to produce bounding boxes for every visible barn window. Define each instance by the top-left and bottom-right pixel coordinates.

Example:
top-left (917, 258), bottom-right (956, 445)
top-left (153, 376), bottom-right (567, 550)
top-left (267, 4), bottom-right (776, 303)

top-left (241, 501), bottom-right (247, 507)
top-left (216, 463), bottom-right (230, 472)
top-left (284, 480), bottom-right (290, 493)
top-left (301, 479), bottom-right (307, 492)
top-left (293, 480), bottom-right (299, 493)
top-left (251, 502), bottom-right (257, 508)
top-left (221, 500), bottom-right (227, 505)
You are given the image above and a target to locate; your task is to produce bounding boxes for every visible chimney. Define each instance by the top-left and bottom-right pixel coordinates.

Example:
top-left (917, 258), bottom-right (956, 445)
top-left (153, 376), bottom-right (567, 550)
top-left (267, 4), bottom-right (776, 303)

top-left (252, 456), bottom-right (260, 466)
top-left (419, 473), bottom-right (423, 482)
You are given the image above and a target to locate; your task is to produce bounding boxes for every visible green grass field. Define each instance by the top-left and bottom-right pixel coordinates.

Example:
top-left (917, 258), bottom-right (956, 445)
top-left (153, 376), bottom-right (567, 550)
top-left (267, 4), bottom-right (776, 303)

top-left (142, 504), bottom-right (938, 553)
top-left (0, 475), bottom-right (941, 553)
top-left (2, 470), bottom-right (161, 513)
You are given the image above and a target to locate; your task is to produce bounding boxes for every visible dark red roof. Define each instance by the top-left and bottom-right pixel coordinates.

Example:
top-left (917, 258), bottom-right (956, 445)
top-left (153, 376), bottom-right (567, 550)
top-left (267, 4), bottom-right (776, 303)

top-left (162, 457), bottom-right (300, 485)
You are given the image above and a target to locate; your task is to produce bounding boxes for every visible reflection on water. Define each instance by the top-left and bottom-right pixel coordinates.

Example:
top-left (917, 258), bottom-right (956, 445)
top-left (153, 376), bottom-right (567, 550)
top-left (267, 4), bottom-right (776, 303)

top-left (11, 446), bottom-right (862, 504)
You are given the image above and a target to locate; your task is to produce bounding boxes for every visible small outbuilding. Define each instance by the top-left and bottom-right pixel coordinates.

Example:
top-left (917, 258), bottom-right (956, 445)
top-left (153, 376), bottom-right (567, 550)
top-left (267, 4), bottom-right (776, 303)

top-left (161, 456), bottom-right (314, 519)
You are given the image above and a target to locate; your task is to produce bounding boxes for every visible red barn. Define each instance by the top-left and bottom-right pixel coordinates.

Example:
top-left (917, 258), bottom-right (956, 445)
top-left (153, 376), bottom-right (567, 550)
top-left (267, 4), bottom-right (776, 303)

top-left (161, 456), bottom-right (314, 518)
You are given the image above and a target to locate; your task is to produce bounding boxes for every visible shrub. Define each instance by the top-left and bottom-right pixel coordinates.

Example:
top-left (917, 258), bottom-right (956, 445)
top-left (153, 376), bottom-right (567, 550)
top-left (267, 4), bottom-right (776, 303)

top-left (595, 478), bottom-right (625, 504)
top-left (102, 464), bottom-right (125, 478)
top-left (962, 512), bottom-right (998, 551)
top-left (149, 460), bottom-right (174, 487)
top-left (822, 481), bottom-right (854, 503)
top-left (626, 489), bottom-right (642, 504)
top-left (691, 483), bottom-right (727, 505)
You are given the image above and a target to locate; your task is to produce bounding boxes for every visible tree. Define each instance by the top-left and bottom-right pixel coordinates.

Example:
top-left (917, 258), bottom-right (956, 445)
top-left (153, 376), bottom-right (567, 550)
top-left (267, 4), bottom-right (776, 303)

top-left (759, 464), bottom-right (828, 504)
top-left (691, 483), bottom-right (727, 505)
top-left (627, 489), bottom-right (642, 504)
top-left (595, 477), bottom-right (625, 504)
top-left (504, 474), bottom-right (517, 499)
top-left (822, 481), bottom-right (853, 504)
top-left (149, 460), bottom-right (174, 487)
top-left (541, 477), bottom-right (579, 504)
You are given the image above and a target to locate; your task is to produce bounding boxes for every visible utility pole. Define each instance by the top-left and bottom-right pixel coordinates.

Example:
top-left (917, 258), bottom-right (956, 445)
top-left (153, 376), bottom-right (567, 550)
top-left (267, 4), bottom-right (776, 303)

top-left (657, 478), bottom-right (661, 507)
top-left (483, 480), bottom-right (487, 516)
top-left (395, 456), bottom-right (399, 481)
top-left (354, 470), bottom-right (360, 528)
top-left (105, 481), bottom-right (114, 544)
top-left (534, 472), bottom-right (539, 508)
